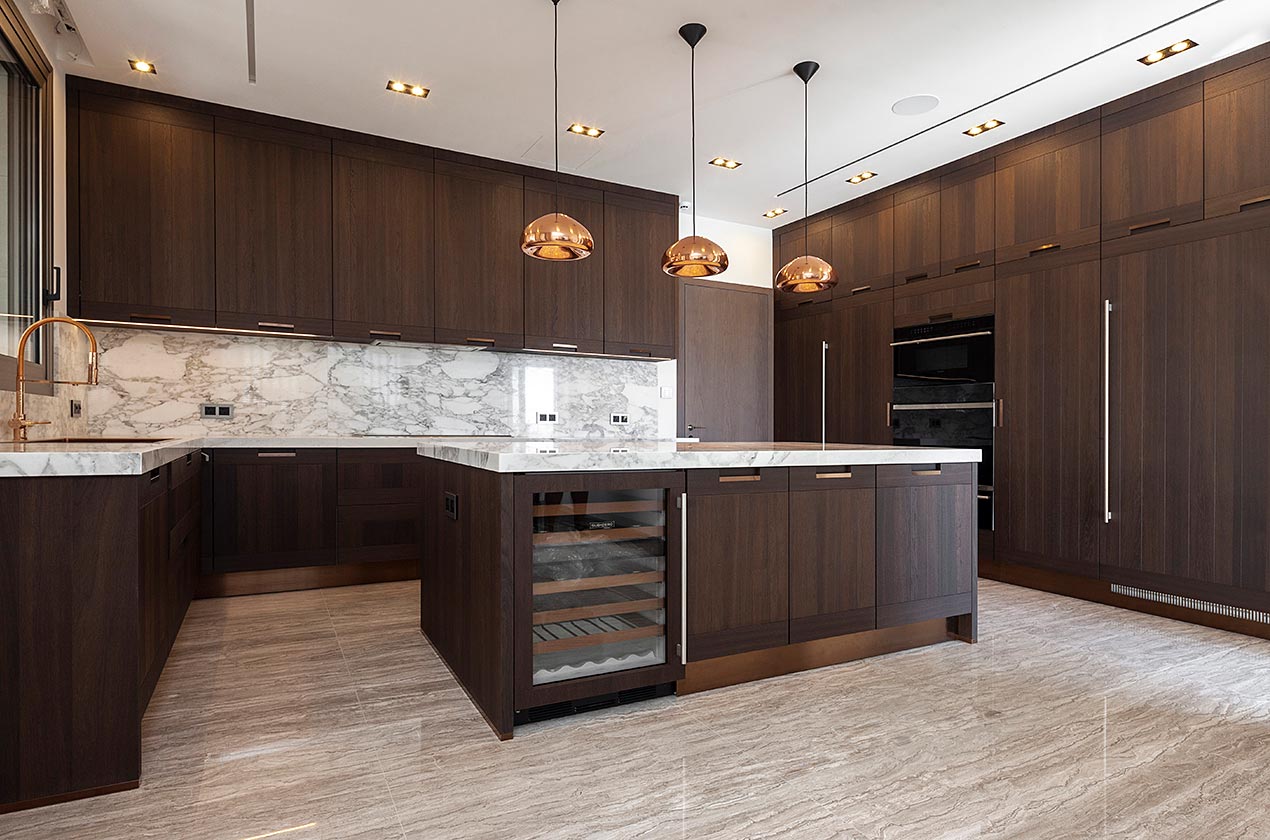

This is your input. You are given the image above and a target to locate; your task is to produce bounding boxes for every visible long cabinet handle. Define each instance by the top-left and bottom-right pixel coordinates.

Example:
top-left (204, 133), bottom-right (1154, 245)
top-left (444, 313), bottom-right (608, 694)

top-left (996, 397), bottom-right (1004, 428)
top-left (258, 321), bottom-right (295, 331)
top-left (821, 340), bottom-right (829, 447)
top-left (680, 492), bottom-right (688, 665)
top-left (1103, 299), bottom-right (1113, 524)
top-left (815, 471), bottom-right (853, 479)
top-left (718, 474), bottom-right (762, 483)
top-left (257, 451), bottom-right (297, 458)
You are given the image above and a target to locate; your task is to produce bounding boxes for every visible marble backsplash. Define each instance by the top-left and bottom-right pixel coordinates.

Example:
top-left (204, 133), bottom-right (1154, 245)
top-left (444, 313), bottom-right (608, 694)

top-left (82, 328), bottom-right (676, 439)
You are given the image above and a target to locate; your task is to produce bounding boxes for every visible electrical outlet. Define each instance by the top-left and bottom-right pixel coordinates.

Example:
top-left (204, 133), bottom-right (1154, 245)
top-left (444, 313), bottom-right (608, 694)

top-left (200, 403), bottom-right (235, 419)
top-left (610, 413), bottom-right (629, 425)
top-left (660, 386), bottom-right (674, 399)
top-left (68, 399), bottom-right (82, 418)
top-left (536, 412), bottom-right (558, 423)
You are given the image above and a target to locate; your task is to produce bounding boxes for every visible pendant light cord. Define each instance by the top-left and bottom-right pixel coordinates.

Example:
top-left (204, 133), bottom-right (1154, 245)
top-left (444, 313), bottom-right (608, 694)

top-left (803, 77), bottom-right (809, 244)
top-left (553, 0), bottom-right (560, 209)
top-left (690, 44), bottom-right (697, 237)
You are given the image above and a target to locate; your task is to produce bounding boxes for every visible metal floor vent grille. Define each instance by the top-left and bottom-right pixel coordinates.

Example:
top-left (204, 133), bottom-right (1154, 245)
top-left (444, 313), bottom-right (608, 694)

top-left (1110, 584), bottom-right (1270, 625)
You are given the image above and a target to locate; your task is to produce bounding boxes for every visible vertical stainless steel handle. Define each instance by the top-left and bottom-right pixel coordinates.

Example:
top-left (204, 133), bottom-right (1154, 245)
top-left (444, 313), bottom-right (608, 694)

top-left (821, 340), bottom-right (828, 447)
top-left (1103, 299), bottom-right (1112, 524)
top-left (679, 492), bottom-right (688, 665)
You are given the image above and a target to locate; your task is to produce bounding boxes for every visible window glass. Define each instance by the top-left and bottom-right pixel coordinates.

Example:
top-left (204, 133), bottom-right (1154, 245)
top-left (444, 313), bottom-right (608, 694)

top-left (0, 33), bottom-right (42, 364)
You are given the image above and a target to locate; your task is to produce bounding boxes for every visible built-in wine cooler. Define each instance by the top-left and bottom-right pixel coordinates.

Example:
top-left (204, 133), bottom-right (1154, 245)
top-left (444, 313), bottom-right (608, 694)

top-left (514, 471), bottom-right (685, 713)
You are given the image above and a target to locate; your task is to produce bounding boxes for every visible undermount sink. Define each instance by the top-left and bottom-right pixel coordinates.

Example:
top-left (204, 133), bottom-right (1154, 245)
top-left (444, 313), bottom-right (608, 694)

top-left (19, 437), bottom-right (173, 445)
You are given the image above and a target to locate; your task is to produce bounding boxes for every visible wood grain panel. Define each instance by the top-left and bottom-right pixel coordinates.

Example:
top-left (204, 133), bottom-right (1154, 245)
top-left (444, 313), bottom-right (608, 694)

top-left (1204, 57), bottom-right (1270, 218)
top-left (832, 197), bottom-right (894, 295)
top-left (893, 180), bottom-right (941, 284)
top-left (825, 291), bottom-right (894, 445)
top-left (892, 266), bottom-right (995, 327)
top-left (603, 192), bottom-right (678, 354)
top-left (940, 160), bottom-right (995, 275)
top-left (774, 220), bottom-right (834, 310)
top-left (789, 485), bottom-right (876, 642)
top-left (876, 477), bottom-right (975, 607)
top-left (773, 307), bottom-right (829, 442)
top-left (336, 448), bottom-right (427, 505)
top-left (337, 503), bottom-right (424, 564)
top-left (523, 178), bottom-right (605, 350)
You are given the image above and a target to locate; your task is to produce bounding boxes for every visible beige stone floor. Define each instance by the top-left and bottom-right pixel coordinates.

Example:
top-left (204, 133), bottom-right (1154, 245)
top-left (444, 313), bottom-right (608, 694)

top-left (3, 579), bottom-right (1269, 839)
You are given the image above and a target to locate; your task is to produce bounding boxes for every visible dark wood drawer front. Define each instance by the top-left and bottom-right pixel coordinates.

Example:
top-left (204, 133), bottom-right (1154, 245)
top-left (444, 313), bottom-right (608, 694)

top-left (337, 449), bottom-right (427, 505)
top-left (139, 464), bottom-right (169, 505)
top-left (168, 450), bottom-right (201, 489)
top-left (433, 327), bottom-right (524, 351)
top-left (77, 300), bottom-right (216, 328)
top-left (215, 310), bottom-right (334, 337)
top-left (333, 320), bottom-right (435, 345)
top-left (877, 480), bottom-right (975, 607)
top-left (602, 341), bottom-right (674, 360)
top-left (788, 465), bottom-right (876, 491)
top-left (892, 267), bottom-right (995, 328)
top-left (524, 334), bottom-right (605, 355)
top-left (338, 503), bottom-right (424, 564)
top-left (877, 462), bottom-right (975, 488)
top-left (687, 467), bottom-right (789, 496)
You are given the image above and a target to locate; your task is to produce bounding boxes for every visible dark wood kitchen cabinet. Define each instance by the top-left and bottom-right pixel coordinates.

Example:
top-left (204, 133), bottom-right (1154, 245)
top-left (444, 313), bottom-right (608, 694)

top-left (825, 290), bottom-right (893, 445)
top-left (789, 466), bottom-right (877, 642)
top-left (940, 160), bottom-right (995, 275)
top-left (994, 121), bottom-right (1100, 263)
top-left (1101, 85), bottom-right (1204, 240)
top-left (336, 449), bottom-right (426, 566)
top-left (994, 247), bottom-right (1101, 577)
top-left (603, 192), bottom-right (678, 358)
top-left (1204, 57), bottom-right (1270, 218)
top-left (214, 119), bottom-right (334, 335)
top-left (832, 196), bottom-right (894, 295)
top-left (892, 266), bottom-right (995, 328)
top-left (210, 449), bottom-right (338, 572)
top-left (773, 306), bottom-right (829, 442)
top-left (875, 463), bottom-right (976, 627)
top-left (774, 219), bottom-right (834, 310)
top-left (1101, 214), bottom-right (1270, 608)
top-left (523, 178), bottom-right (605, 354)
top-left (74, 93), bottom-right (215, 326)
top-left (137, 465), bottom-right (171, 706)
top-left (433, 160), bottom-right (525, 349)
top-left (892, 179), bottom-right (941, 284)
top-left (685, 469), bottom-right (790, 659)
top-left (332, 141), bottom-right (435, 344)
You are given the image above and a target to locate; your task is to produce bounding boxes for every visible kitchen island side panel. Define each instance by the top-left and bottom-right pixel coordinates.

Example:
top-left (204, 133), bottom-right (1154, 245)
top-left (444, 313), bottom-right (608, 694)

top-left (420, 458), bottom-right (515, 738)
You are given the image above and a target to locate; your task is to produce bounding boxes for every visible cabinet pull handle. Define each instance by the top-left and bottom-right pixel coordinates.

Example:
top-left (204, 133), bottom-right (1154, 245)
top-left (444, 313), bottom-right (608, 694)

top-left (953, 260), bottom-right (981, 273)
top-left (465, 337), bottom-right (496, 345)
top-left (820, 340), bottom-right (828, 447)
top-left (185, 453), bottom-right (193, 465)
top-left (815, 471), bottom-right (853, 479)
top-left (679, 492), bottom-right (688, 665)
top-left (627, 348), bottom-right (652, 357)
top-left (130, 312), bottom-right (173, 323)
top-left (718, 474), bottom-right (762, 483)
top-left (887, 401), bottom-right (892, 427)
top-left (368, 330), bottom-right (402, 339)
top-left (258, 321), bottom-right (295, 331)
top-left (977, 494), bottom-right (990, 501)
top-left (904, 272), bottom-right (928, 282)
top-left (149, 468), bottom-right (163, 482)
top-left (1028, 243), bottom-right (1061, 257)
top-left (912, 468), bottom-right (942, 476)
top-left (1103, 299), bottom-right (1113, 524)
top-left (257, 451), bottom-right (297, 458)
top-left (850, 285), bottom-right (872, 294)
top-left (1238, 195), bottom-right (1270, 212)
top-left (928, 312), bottom-right (954, 323)
top-left (202, 451), bottom-right (211, 462)
top-left (996, 397), bottom-right (1004, 428)
top-left (1128, 218), bottom-right (1170, 234)
top-left (551, 343), bottom-right (579, 351)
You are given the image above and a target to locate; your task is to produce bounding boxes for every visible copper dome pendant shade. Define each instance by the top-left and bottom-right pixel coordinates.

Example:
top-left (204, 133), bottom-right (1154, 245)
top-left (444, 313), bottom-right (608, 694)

top-left (521, 0), bottom-right (593, 261)
top-left (662, 23), bottom-right (728, 278)
top-left (776, 60), bottom-right (838, 294)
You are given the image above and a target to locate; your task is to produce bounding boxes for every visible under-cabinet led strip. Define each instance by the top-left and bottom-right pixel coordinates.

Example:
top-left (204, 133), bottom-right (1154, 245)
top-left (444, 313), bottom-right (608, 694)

top-left (1110, 584), bottom-right (1270, 625)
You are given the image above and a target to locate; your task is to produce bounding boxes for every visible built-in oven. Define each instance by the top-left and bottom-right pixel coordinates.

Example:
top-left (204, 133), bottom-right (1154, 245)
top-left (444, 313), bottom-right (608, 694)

top-left (891, 315), bottom-right (995, 530)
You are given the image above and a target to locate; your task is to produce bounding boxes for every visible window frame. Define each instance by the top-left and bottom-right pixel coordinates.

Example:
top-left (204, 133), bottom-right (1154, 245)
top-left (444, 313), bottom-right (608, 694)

top-left (0, 0), bottom-right (52, 396)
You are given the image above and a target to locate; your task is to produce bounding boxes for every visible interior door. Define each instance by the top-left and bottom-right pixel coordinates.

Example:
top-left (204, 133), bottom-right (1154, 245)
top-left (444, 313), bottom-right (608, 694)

top-left (679, 279), bottom-right (773, 441)
top-left (825, 290), bottom-right (894, 445)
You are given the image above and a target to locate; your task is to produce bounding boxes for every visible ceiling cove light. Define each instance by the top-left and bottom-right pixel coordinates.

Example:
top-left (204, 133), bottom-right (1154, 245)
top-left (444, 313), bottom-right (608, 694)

top-left (566, 122), bottom-right (604, 138)
top-left (662, 23), bottom-right (728, 278)
top-left (847, 171), bottom-right (876, 184)
top-left (1138, 39), bottom-right (1197, 65)
top-left (775, 61), bottom-right (837, 295)
top-left (964, 118), bottom-right (1005, 137)
top-left (521, 0), bottom-right (594, 262)
top-left (128, 59), bottom-right (156, 74)
top-left (386, 80), bottom-right (429, 98)
top-left (763, 208), bottom-right (788, 219)
top-left (709, 157), bottom-right (742, 169)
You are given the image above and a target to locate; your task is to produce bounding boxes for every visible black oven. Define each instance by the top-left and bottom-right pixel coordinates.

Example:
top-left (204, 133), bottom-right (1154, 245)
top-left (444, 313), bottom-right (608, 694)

top-left (892, 315), bottom-right (995, 530)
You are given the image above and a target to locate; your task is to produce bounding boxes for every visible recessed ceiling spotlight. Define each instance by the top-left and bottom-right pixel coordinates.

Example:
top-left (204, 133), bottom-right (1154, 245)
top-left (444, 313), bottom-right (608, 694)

top-left (567, 122), bottom-right (604, 138)
top-left (891, 94), bottom-right (940, 116)
top-left (763, 208), bottom-right (788, 218)
top-left (964, 118), bottom-right (1005, 137)
top-left (386, 80), bottom-right (429, 97)
top-left (847, 171), bottom-right (876, 184)
top-left (1138, 39), bottom-right (1197, 65)
top-left (128, 59), bottom-right (156, 74)
top-left (708, 157), bottom-right (742, 169)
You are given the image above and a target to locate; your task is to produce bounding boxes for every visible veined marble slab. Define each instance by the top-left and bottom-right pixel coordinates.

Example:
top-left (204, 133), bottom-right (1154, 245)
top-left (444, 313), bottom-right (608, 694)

top-left (416, 439), bottom-right (983, 473)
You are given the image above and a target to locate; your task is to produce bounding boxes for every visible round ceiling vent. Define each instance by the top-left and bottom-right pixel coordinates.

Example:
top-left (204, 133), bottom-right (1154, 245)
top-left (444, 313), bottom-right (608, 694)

top-left (891, 94), bottom-right (940, 116)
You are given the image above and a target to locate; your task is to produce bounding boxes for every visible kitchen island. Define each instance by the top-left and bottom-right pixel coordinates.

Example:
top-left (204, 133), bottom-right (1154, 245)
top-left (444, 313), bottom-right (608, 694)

top-left (416, 440), bottom-right (982, 738)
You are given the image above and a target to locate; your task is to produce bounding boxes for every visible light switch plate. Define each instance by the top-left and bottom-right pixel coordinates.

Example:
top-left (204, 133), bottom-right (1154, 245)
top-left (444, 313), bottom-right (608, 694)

top-left (200, 403), bottom-right (235, 419)
top-left (68, 399), bottom-right (82, 418)
top-left (611, 413), bottom-right (629, 425)
top-left (536, 412), bottom-right (558, 423)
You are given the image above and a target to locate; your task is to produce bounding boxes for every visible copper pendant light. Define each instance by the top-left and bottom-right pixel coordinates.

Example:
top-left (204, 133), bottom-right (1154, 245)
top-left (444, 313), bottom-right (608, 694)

top-left (662, 23), bottom-right (728, 278)
top-left (522, 0), bottom-right (594, 261)
top-left (775, 61), bottom-right (837, 293)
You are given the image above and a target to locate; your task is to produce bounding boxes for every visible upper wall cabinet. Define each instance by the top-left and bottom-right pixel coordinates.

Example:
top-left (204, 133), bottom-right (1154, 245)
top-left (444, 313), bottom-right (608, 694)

top-left (332, 141), bottom-right (435, 344)
top-left (523, 178), bottom-right (605, 354)
top-left (774, 219), bottom-right (833, 310)
top-left (603, 193), bottom-right (678, 358)
top-left (433, 160), bottom-right (525, 349)
top-left (940, 160), bottom-right (995, 275)
top-left (1101, 85), bottom-right (1204, 239)
top-left (1204, 57), bottom-right (1270, 218)
top-left (892, 179), bottom-right (940, 284)
top-left (994, 121), bottom-right (1100, 263)
top-left (831, 196), bottom-right (894, 298)
top-left (215, 119), bottom-right (334, 335)
top-left (75, 94), bottom-right (215, 326)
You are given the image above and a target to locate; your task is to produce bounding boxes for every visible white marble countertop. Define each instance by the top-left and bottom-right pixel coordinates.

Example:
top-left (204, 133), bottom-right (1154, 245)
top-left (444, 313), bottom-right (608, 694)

top-left (416, 440), bottom-right (982, 473)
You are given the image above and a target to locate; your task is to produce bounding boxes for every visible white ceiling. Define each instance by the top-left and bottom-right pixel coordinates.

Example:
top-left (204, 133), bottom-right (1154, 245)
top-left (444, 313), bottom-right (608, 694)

top-left (31, 0), bottom-right (1270, 228)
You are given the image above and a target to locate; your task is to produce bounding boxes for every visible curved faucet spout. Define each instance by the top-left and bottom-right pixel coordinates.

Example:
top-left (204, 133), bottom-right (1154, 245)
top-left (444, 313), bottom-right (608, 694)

top-left (8, 316), bottom-right (100, 442)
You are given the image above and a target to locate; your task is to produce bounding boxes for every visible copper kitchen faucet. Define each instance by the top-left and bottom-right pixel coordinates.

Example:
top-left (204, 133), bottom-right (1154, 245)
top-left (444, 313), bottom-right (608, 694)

top-left (7, 316), bottom-right (99, 442)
